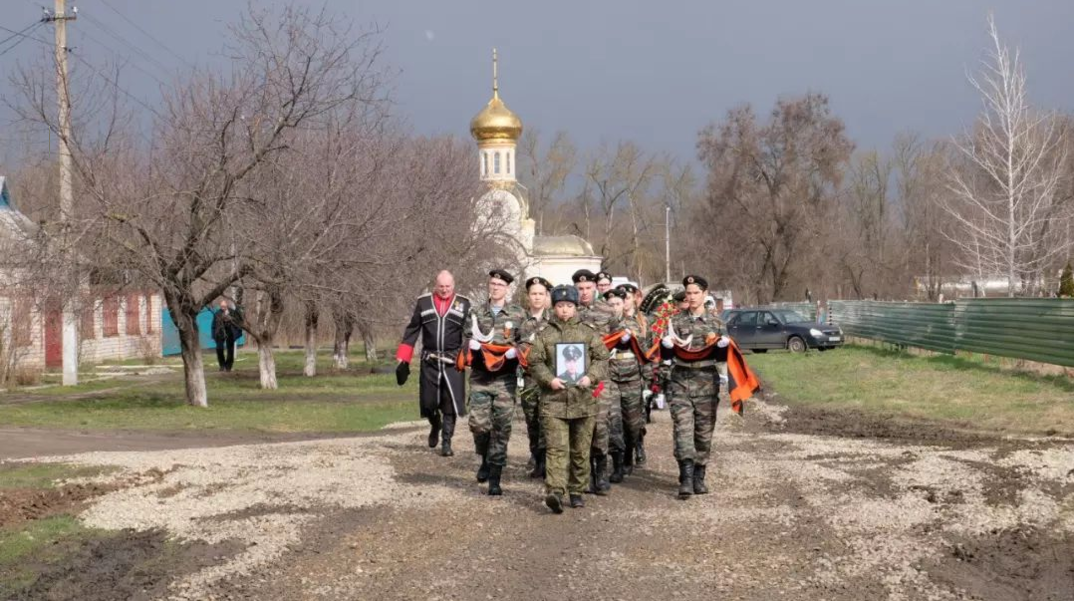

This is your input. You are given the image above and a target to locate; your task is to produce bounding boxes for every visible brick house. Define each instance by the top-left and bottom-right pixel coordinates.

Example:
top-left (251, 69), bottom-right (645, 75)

top-left (0, 176), bottom-right (162, 371)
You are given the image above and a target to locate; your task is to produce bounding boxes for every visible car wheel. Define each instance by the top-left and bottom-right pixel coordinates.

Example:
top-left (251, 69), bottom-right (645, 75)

top-left (787, 336), bottom-right (807, 353)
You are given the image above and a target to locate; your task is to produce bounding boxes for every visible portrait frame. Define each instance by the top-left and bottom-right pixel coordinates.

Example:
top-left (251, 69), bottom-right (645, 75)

top-left (555, 342), bottom-right (588, 385)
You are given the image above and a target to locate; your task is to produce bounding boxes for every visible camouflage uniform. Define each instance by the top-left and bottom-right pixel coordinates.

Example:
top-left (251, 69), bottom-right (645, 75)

top-left (527, 315), bottom-right (609, 498)
top-left (608, 311), bottom-right (648, 477)
top-left (666, 311), bottom-right (727, 467)
top-left (467, 301), bottom-right (525, 468)
top-left (518, 309), bottom-right (549, 462)
top-left (577, 300), bottom-right (621, 456)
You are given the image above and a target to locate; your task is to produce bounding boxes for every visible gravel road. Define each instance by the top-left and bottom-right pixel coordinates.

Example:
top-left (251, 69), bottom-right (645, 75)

top-left (23, 398), bottom-right (1074, 601)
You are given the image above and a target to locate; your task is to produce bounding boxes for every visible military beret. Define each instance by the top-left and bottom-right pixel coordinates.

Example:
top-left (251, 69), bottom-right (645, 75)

top-left (683, 275), bottom-right (708, 290)
top-left (551, 285), bottom-right (580, 305)
top-left (488, 269), bottom-right (514, 285)
top-left (562, 345), bottom-right (583, 360)
top-left (617, 282), bottom-right (639, 294)
top-left (571, 269), bottom-right (596, 283)
top-left (672, 290), bottom-right (687, 303)
top-left (595, 271), bottom-right (613, 283)
top-left (525, 276), bottom-right (552, 291)
top-left (603, 288), bottom-right (627, 301)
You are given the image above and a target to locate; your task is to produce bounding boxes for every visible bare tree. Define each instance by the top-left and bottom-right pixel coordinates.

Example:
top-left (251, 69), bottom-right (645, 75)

top-left (695, 94), bottom-right (854, 302)
top-left (944, 15), bottom-right (1071, 296)
top-left (11, 4), bottom-right (389, 405)
top-left (517, 128), bottom-right (576, 235)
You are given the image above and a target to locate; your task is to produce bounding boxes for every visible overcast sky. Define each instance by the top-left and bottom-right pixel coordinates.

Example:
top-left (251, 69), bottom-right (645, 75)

top-left (3, 1), bottom-right (1074, 164)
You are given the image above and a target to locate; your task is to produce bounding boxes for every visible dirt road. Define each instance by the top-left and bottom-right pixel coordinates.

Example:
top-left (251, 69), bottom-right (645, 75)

top-left (10, 398), bottom-right (1074, 601)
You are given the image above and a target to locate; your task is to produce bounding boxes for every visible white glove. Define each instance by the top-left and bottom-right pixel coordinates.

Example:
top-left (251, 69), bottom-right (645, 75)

top-left (621, 331), bottom-right (631, 343)
top-left (716, 335), bottom-right (730, 348)
top-left (642, 389), bottom-right (653, 402)
top-left (505, 347), bottom-right (517, 359)
top-left (469, 339), bottom-right (481, 350)
top-left (661, 335), bottom-right (675, 349)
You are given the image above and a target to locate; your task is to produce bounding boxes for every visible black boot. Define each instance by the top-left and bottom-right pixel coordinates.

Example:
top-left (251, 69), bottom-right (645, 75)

top-left (609, 452), bottom-right (624, 483)
top-left (693, 464), bottom-right (709, 495)
top-left (569, 494), bottom-right (585, 508)
top-left (487, 465), bottom-right (503, 496)
top-left (530, 449), bottom-right (546, 479)
top-left (586, 455), bottom-right (597, 494)
top-left (635, 432), bottom-right (647, 467)
top-left (427, 415), bottom-right (441, 448)
top-left (476, 454), bottom-right (490, 483)
top-left (622, 433), bottom-right (635, 476)
top-left (594, 453), bottom-right (610, 496)
top-left (678, 459), bottom-right (695, 499)
top-left (440, 436), bottom-right (453, 457)
top-left (545, 493), bottom-right (564, 514)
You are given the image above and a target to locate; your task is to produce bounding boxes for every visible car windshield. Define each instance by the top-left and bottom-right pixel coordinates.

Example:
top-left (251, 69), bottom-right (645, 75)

top-left (771, 310), bottom-right (808, 323)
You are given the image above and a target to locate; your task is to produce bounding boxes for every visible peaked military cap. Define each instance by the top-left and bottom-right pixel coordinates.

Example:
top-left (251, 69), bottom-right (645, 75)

top-left (672, 290), bottom-right (687, 303)
top-left (488, 269), bottom-right (514, 285)
top-left (683, 274), bottom-right (708, 290)
top-left (617, 282), bottom-right (639, 294)
top-left (562, 345), bottom-right (583, 360)
top-left (525, 276), bottom-right (552, 291)
top-left (551, 285), bottom-right (580, 305)
top-left (603, 288), bottom-right (627, 301)
top-left (571, 269), bottom-right (596, 283)
top-left (594, 271), bottom-right (613, 283)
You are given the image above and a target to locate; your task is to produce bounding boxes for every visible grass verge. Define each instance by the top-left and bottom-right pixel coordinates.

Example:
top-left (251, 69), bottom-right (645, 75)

top-left (0, 350), bottom-right (419, 432)
top-left (747, 343), bottom-right (1074, 435)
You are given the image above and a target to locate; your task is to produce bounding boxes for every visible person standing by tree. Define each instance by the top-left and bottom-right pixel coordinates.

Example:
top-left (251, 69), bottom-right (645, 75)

top-left (395, 270), bottom-right (472, 458)
top-left (212, 300), bottom-right (243, 372)
top-left (527, 285), bottom-right (609, 513)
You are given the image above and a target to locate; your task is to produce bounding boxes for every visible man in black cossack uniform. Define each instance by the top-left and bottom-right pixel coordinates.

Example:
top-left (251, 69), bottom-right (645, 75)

top-left (395, 270), bottom-right (472, 457)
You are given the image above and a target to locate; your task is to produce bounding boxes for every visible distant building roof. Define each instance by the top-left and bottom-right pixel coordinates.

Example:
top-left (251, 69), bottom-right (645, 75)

top-left (533, 235), bottom-right (596, 258)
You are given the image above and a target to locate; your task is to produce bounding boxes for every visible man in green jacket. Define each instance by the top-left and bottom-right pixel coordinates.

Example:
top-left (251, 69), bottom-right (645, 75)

top-left (527, 285), bottom-right (610, 513)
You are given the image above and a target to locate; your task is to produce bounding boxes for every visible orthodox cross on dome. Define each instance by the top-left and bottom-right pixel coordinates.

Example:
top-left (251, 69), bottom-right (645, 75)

top-left (470, 48), bottom-right (522, 184)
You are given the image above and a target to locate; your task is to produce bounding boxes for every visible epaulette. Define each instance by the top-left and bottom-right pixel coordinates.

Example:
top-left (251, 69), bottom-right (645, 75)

top-left (418, 292), bottom-right (432, 299)
top-left (455, 294), bottom-right (471, 302)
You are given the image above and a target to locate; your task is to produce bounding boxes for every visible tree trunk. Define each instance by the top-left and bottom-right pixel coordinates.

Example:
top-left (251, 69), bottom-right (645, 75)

top-left (359, 321), bottom-right (377, 363)
top-left (303, 300), bottom-right (318, 377)
top-left (258, 338), bottom-right (278, 390)
top-left (175, 308), bottom-right (208, 407)
top-left (332, 310), bottom-right (353, 370)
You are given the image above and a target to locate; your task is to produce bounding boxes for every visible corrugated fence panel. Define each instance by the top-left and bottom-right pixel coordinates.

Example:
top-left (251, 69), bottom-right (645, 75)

top-left (827, 298), bottom-right (1074, 367)
top-left (828, 301), bottom-right (957, 353)
top-left (953, 299), bottom-right (1074, 367)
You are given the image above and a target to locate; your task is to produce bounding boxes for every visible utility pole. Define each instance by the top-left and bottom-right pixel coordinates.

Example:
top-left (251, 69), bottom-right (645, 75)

top-left (664, 204), bottom-right (671, 283)
top-left (46, 1), bottom-right (79, 386)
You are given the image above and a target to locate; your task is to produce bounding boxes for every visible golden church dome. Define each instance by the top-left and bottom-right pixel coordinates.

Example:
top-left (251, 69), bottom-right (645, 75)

top-left (470, 49), bottom-right (522, 143)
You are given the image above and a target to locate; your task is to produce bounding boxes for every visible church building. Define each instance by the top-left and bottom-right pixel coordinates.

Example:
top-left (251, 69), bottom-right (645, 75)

top-left (469, 50), bottom-right (602, 287)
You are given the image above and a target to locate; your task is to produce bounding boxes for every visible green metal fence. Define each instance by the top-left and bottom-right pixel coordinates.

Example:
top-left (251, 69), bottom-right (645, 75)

top-left (828, 299), bottom-right (1074, 367)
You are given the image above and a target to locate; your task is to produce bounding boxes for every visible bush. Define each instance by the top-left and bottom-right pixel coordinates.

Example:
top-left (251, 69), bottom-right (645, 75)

top-left (1060, 262), bottom-right (1074, 297)
top-left (12, 366), bottom-right (42, 386)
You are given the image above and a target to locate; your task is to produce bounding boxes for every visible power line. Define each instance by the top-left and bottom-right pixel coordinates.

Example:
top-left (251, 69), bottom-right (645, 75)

top-left (80, 11), bottom-right (172, 75)
top-left (0, 21), bottom-right (41, 53)
top-left (74, 16), bottom-right (169, 88)
top-left (98, 0), bottom-right (193, 68)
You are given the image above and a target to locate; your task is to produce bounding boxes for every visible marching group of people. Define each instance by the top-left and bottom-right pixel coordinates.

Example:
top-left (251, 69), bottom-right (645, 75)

top-left (395, 268), bottom-right (758, 514)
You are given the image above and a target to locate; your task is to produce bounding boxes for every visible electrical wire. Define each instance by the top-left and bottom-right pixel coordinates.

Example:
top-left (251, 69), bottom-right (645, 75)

top-left (98, 0), bottom-right (194, 68)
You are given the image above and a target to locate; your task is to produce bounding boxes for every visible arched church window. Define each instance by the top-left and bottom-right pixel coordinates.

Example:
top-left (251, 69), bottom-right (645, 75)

top-left (483, 153), bottom-right (489, 176)
top-left (494, 152), bottom-right (501, 174)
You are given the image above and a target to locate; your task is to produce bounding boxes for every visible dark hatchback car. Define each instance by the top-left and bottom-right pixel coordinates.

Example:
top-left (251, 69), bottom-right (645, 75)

top-left (721, 308), bottom-right (843, 353)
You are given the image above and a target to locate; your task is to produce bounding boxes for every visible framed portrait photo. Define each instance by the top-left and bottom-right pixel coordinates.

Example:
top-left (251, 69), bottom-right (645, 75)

top-left (555, 342), bottom-right (588, 385)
